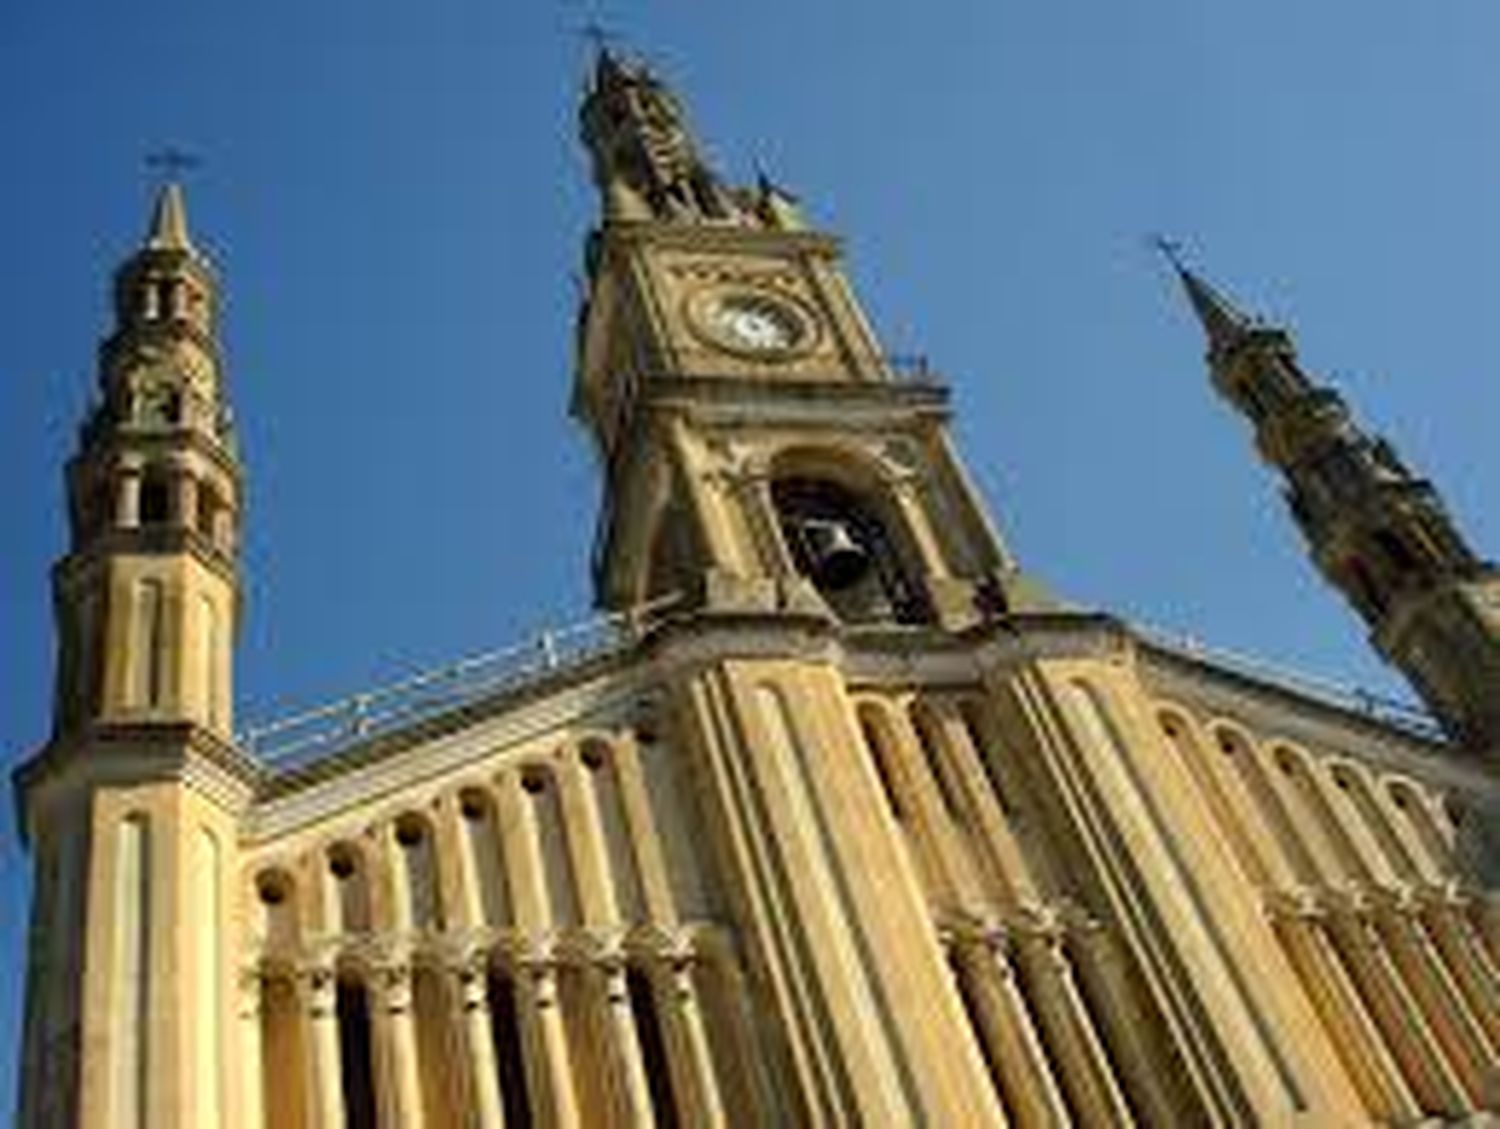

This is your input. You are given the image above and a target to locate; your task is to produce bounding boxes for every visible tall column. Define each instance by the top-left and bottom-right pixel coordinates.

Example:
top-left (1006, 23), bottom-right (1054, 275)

top-left (374, 957), bottom-right (425, 1129)
top-left (599, 951), bottom-right (656, 1129)
top-left (300, 961), bottom-right (345, 1129)
top-left (115, 461), bottom-right (142, 529)
top-left (1420, 890), bottom-right (1500, 1049)
top-left (521, 953), bottom-right (580, 1129)
top-left (1328, 896), bottom-right (1468, 1114)
top-left (1266, 891), bottom-right (1419, 1121)
top-left (956, 929), bottom-right (1071, 1128)
top-left (661, 948), bottom-right (728, 1129)
top-left (236, 969), bottom-right (265, 1129)
top-left (452, 955), bottom-right (505, 1129)
top-left (1374, 891), bottom-right (1495, 1104)
top-left (1012, 910), bottom-right (1135, 1127)
top-left (1064, 910), bottom-right (1188, 1126)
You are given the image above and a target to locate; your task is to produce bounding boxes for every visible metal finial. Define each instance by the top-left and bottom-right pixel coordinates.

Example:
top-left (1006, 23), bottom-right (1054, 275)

top-left (1147, 233), bottom-right (1188, 272)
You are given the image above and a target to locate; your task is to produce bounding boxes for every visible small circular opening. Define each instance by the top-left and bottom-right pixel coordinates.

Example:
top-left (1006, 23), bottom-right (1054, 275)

top-left (329, 851), bottom-right (357, 880)
top-left (459, 792), bottom-right (488, 821)
top-left (394, 817), bottom-right (425, 847)
top-left (580, 743), bottom-right (607, 771)
top-left (257, 873), bottom-right (288, 906)
top-left (521, 771), bottom-right (548, 795)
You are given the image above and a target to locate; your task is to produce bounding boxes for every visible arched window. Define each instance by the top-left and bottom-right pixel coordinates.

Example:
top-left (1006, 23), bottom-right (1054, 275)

top-left (393, 814), bottom-right (443, 931)
top-left (771, 475), bottom-right (930, 624)
top-left (326, 844), bottom-right (372, 934)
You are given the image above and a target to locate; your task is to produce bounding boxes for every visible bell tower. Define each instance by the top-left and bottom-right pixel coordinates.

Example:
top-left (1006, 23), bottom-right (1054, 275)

top-left (574, 51), bottom-right (1044, 629)
top-left (1170, 255), bottom-right (1500, 756)
top-left (15, 183), bottom-right (253, 1129)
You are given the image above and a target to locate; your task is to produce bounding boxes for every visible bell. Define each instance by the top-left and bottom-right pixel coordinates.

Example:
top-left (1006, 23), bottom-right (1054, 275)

top-left (802, 519), bottom-right (869, 589)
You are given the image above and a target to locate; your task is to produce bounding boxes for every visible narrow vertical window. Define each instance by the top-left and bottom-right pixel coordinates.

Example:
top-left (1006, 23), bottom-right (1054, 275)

top-left (133, 579), bottom-right (166, 709)
top-left (327, 846), bottom-right (372, 935)
top-left (111, 814), bottom-right (150, 1129)
top-left (336, 980), bottom-right (378, 1129)
top-left (394, 815), bottom-right (443, 931)
top-left (200, 595), bottom-right (221, 727)
top-left (194, 829), bottom-right (223, 1129)
top-left (488, 969), bottom-right (532, 1128)
top-left (628, 968), bottom-right (680, 1129)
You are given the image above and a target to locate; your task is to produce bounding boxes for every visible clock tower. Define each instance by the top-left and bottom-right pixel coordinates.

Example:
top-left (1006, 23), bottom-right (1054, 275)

top-left (574, 51), bottom-right (1045, 631)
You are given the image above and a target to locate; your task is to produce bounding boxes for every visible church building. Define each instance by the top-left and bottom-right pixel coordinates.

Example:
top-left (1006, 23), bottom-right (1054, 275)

top-left (13, 52), bottom-right (1500, 1126)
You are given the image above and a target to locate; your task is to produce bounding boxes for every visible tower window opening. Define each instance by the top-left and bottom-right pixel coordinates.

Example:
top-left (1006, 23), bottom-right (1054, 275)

top-left (196, 482), bottom-right (218, 538)
top-left (772, 475), bottom-right (931, 625)
top-left (139, 472), bottom-right (171, 525)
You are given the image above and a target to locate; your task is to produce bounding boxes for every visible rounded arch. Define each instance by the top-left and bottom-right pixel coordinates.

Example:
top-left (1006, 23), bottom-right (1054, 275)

top-left (1385, 777), bottom-right (1453, 879)
top-left (1267, 741), bottom-right (1372, 884)
top-left (252, 865), bottom-right (301, 950)
top-left (1326, 759), bottom-right (1421, 883)
top-left (1205, 721), bottom-right (1320, 887)
top-left (324, 840), bottom-right (375, 935)
top-left (391, 810), bottom-right (445, 932)
top-left (1156, 707), bottom-right (1276, 889)
top-left (767, 443), bottom-right (934, 625)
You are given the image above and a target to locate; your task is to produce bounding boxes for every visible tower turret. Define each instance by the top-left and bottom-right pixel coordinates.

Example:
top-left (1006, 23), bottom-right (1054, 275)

top-left (56, 181), bottom-right (241, 736)
top-left (1170, 256), bottom-right (1500, 755)
top-left (573, 51), bottom-right (1033, 628)
top-left (14, 183), bottom-right (252, 1129)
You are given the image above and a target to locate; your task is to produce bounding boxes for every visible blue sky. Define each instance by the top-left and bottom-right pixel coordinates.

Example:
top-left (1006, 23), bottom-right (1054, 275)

top-left (2, 0), bottom-right (1498, 1109)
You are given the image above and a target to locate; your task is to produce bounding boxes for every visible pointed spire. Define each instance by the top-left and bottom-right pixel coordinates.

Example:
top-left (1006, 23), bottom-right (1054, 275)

top-left (1153, 237), bottom-right (1252, 355)
top-left (145, 182), bottom-right (194, 252)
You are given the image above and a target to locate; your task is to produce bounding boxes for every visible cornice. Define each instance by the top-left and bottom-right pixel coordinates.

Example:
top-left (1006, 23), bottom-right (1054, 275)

top-left (596, 220), bottom-right (843, 260)
top-left (13, 720), bottom-right (262, 843)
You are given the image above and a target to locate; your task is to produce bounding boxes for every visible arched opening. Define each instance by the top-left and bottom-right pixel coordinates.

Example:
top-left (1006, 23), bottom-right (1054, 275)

top-left (326, 844), bottom-right (372, 935)
top-left (139, 469), bottom-right (171, 526)
top-left (458, 788), bottom-right (509, 926)
top-left (579, 738), bottom-right (646, 920)
top-left (771, 475), bottom-right (931, 625)
top-left (520, 768), bottom-right (580, 926)
top-left (254, 867), bottom-right (299, 950)
top-left (394, 814), bottom-right (444, 931)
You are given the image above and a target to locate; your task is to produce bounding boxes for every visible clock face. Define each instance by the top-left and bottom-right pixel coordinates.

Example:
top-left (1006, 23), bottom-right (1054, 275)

top-left (713, 298), bottom-right (795, 350)
top-left (694, 292), bottom-right (807, 355)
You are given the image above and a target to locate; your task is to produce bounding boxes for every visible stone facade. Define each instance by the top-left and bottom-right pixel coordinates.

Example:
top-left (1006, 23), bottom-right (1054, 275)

top-left (14, 52), bottom-right (1500, 1128)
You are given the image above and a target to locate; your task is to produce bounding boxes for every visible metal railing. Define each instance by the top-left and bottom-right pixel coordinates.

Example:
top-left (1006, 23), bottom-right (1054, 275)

top-left (238, 595), bottom-right (681, 770)
top-left (1133, 621), bottom-right (1444, 741)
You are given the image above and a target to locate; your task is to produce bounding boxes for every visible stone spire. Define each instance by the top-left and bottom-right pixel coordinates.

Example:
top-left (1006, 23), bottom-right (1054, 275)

top-left (145, 181), bottom-right (194, 252)
top-left (1172, 260), bottom-right (1500, 755)
top-left (578, 49), bottom-right (745, 223)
